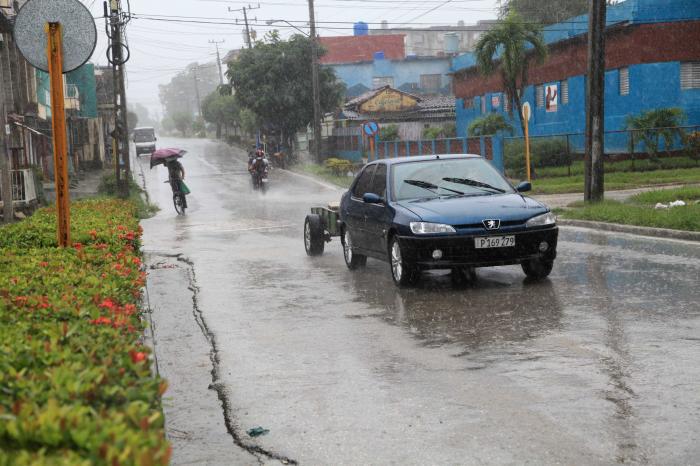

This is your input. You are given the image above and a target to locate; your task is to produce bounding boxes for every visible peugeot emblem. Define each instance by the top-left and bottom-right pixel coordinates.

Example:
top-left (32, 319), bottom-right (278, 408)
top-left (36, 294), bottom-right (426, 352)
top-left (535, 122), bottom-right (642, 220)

top-left (483, 219), bottom-right (501, 230)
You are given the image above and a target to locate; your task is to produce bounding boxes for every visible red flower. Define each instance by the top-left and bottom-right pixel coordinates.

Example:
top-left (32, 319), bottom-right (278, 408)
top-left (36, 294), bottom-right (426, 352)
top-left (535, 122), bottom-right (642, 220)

top-left (89, 229), bottom-right (98, 240)
top-left (74, 242), bottom-right (83, 251)
top-left (99, 298), bottom-right (116, 310)
top-left (39, 261), bottom-right (49, 267)
top-left (129, 351), bottom-right (147, 363)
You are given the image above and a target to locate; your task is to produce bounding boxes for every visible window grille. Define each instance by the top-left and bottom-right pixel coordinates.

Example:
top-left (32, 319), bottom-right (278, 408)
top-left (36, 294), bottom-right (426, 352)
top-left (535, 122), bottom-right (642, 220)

top-left (681, 62), bottom-right (700, 89)
top-left (561, 80), bottom-right (569, 104)
top-left (536, 85), bottom-right (544, 107)
top-left (372, 76), bottom-right (394, 89)
top-left (620, 67), bottom-right (629, 95)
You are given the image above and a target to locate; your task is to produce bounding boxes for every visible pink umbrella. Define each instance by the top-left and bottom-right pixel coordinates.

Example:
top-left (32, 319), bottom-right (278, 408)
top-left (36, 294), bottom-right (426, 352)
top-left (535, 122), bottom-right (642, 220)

top-left (150, 148), bottom-right (186, 168)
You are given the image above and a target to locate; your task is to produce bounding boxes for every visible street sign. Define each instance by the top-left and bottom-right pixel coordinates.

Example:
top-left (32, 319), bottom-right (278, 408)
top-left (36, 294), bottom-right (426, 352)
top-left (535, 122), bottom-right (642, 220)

top-left (522, 102), bottom-right (531, 122)
top-left (362, 121), bottom-right (379, 137)
top-left (13, 0), bottom-right (97, 73)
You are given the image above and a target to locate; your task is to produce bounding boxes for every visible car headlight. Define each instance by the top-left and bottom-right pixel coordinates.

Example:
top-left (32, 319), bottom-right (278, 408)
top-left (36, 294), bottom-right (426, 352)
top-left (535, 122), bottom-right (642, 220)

top-left (410, 222), bottom-right (456, 235)
top-left (526, 212), bottom-right (557, 228)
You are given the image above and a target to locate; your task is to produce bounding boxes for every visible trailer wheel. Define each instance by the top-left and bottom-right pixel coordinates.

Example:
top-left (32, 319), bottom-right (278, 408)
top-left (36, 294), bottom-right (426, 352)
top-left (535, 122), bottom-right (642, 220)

top-left (304, 214), bottom-right (325, 256)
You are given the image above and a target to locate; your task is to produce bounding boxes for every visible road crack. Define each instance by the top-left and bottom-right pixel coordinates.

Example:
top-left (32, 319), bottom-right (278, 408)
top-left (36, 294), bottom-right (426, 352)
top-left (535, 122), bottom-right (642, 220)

top-left (176, 255), bottom-right (298, 465)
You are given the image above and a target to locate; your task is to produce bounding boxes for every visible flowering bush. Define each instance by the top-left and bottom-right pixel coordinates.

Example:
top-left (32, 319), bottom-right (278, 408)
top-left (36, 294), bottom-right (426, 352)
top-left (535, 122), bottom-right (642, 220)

top-left (0, 199), bottom-right (170, 465)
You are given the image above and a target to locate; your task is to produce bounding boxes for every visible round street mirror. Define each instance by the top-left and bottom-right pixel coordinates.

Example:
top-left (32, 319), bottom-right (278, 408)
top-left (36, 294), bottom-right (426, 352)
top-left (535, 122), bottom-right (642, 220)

top-left (13, 0), bottom-right (97, 73)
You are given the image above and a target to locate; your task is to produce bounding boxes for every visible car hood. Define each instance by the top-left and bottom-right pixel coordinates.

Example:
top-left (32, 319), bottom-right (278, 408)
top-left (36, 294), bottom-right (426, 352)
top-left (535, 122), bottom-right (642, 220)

top-left (396, 194), bottom-right (548, 225)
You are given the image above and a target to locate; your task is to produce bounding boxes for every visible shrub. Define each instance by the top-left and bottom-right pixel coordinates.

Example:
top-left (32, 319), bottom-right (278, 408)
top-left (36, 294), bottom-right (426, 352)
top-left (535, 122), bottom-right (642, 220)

top-left (378, 124), bottom-right (399, 142)
top-left (0, 199), bottom-right (170, 465)
top-left (504, 137), bottom-right (569, 177)
top-left (468, 113), bottom-right (513, 137)
top-left (324, 157), bottom-right (353, 176)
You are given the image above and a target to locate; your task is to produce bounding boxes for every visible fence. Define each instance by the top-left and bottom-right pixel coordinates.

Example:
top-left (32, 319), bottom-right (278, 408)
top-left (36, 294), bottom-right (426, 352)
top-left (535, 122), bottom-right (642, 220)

top-left (0, 169), bottom-right (39, 206)
top-left (503, 126), bottom-right (700, 177)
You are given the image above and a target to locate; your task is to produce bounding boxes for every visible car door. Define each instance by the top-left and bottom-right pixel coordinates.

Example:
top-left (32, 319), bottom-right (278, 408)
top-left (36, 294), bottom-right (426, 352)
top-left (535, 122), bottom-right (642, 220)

top-left (345, 164), bottom-right (375, 250)
top-left (363, 163), bottom-right (392, 256)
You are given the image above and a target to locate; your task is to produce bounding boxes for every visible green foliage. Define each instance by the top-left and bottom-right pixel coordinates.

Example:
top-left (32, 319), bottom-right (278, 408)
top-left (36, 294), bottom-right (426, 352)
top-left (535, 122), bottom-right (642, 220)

top-left (474, 12), bottom-right (547, 135)
top-left (378, 124), bottom-right (399, 141)
top-left (172, 112), bottom-right (193, 137)
top-left (0, 199), bottom-right (170, 465)
top-left (685, 131), bottom-right (700, 163)
top-left (159, 64), bottom-right (219, 124)
top-left (626, 108), bottom-right (687, 161)
top-left (536, 156), bottom-right (700, 178)
top-left (562, 200), bottom-right (700, 232)
top-left (295, 163), bottom-right (353, 188)
top-left (499, 0), bottom-right (588, 25)
top-left (324, 157), bottom-right (353, 176)
top-left (504, 137), bottom-right (569, 177)
top-left (202, 92), bottom-right (240, 128)
top-left (631, 186), bottom-right (700, 205)
top-left (227, 34), bottom-right (345, 145)
top-left (98, 174), bottom-right (158, 219)
top-left (422, 123), bottom-right (457, 139)
top-left (468, 113), bottom-right (514, 137)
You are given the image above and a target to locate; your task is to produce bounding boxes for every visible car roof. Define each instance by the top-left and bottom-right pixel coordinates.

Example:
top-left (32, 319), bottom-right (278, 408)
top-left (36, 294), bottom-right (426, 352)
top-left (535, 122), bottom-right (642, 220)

top-left (367, 154), bottom-right (483, 166)
top-left (134, 127), bottom-right (154, 131)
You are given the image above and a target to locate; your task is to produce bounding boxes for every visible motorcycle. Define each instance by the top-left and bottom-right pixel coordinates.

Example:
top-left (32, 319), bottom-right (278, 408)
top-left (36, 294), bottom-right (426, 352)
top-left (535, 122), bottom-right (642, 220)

top-left (250, 156), bottom-right (270, 191)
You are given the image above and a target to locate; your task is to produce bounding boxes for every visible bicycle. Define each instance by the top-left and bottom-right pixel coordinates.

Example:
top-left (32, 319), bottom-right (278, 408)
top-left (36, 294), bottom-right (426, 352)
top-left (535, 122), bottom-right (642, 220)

top-left (166, 177), bottom-right (187, 215)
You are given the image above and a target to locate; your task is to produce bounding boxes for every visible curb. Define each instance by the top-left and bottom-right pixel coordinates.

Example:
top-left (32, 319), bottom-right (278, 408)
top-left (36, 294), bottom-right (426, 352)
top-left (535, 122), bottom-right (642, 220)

top-left (558, 218), bottom-right (700, 242)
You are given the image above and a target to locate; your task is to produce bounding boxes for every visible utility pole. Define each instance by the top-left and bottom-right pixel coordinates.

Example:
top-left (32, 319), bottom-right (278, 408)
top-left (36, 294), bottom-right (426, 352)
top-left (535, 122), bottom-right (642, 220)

top-left (228, 4), bottom-right (260, 49)
top-left (308, 0), bottom-right (322, 163)
top-left (0, 92), bottom-right (13, 224)
top-left (584, 0), bottom-right (607, 202)
top-left (106, 0), bottom-right (131, 198)
top-left (192, 66), bottom-right (202, 117)
top-left (209, 39), bottom-right (225, 85)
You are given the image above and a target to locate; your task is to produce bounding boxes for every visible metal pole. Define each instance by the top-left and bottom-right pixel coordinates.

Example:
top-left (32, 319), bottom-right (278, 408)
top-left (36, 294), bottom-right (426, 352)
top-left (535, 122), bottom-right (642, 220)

top-left (210, 40), bottom-right (225, 85)
top-left (308, 0), bottom-right (322, 163)
top-left (0, 34), bottom-right (14, 224)
top-left (584, 0), bottom-right (606, 202)
top-left (47, 23), bottom-right (70, 246)
top-left (193, 67), bottom-right (202, 117)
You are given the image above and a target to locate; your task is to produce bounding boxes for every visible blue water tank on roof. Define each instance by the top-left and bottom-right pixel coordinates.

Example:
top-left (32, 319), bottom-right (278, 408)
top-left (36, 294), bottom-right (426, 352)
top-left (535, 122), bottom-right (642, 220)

top-left (374, 51), bottom-right (385, 60)
top-left (354, 22), bottom-right (369, 36)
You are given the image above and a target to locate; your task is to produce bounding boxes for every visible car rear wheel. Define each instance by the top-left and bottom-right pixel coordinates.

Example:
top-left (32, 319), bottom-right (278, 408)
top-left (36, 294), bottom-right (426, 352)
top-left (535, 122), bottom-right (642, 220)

top-left (342, 228), bottom-right (366, 269)
top-left (389, 236), bottom-right (418, 287)
top-left (304, 214), bottom-right (325, 256)
top-left (521, 257), bottom-right (554, 279)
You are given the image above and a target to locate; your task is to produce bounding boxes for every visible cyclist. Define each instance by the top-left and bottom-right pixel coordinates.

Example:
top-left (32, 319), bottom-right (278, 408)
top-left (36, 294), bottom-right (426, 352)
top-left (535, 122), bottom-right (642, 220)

top-left (165, 158), bottom-right (188, 207)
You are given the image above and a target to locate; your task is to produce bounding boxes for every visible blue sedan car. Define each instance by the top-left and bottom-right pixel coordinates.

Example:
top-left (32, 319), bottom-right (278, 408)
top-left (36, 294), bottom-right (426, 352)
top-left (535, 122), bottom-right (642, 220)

top-left (337, 154), bottom-right (558, 286)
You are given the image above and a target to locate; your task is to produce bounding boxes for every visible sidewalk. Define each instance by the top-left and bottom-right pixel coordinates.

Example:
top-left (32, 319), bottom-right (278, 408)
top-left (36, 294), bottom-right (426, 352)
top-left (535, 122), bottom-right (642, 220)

top-left (43, 168), bottom-right (110, 202)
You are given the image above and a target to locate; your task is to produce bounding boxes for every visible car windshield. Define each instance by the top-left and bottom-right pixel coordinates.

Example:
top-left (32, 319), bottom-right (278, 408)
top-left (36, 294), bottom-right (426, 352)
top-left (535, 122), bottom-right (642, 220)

top-left (391, 158), bottom-right (514, 201)
top-left (134, 129), bottom-right (155, 142)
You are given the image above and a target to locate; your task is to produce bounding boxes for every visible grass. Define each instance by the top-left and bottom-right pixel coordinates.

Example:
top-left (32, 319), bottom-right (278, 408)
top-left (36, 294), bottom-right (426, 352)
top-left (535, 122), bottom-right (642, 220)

top-left (294, 163), bottom-right (354, 188)
top-left (560, 187), bottom-right (700, 231)
top-left (530, 167), bottom-right (700, 194)
top-left (98, 173), bottom-right (159, 218)
top-left (533, 156), bottom-right (700, 178)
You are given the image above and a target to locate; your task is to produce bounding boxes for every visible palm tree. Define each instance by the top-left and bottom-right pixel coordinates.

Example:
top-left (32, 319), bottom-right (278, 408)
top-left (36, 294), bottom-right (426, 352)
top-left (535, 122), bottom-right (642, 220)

top-left (474, 12), bottom-right (547, 136)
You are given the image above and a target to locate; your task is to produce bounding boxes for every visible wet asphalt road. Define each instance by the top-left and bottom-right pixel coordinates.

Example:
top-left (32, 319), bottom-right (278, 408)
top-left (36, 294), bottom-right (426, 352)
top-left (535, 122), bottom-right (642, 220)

top-left (139, 138), bottom-right (700, 465)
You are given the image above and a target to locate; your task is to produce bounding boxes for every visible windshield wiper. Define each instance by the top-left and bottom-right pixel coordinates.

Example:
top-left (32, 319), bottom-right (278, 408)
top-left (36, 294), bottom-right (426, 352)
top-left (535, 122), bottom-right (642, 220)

top-left (442, 177), bottom-right (506, 193)
top-left (404, 179), bottom-right (464, 196)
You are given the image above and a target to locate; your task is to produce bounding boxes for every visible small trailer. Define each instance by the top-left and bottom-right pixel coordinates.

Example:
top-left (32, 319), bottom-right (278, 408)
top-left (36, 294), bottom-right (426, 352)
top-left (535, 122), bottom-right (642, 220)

top-left (303, 202), bottom-right (341, 256)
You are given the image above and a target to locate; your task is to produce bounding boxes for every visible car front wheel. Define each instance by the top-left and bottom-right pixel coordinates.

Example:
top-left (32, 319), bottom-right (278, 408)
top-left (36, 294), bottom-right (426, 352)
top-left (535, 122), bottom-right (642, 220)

top-left (389, 236), bottom-right (418, 287)
top-left (342, 228), bottom-right (366, 269)
top-left (521, 257), bottom-right (554, 279)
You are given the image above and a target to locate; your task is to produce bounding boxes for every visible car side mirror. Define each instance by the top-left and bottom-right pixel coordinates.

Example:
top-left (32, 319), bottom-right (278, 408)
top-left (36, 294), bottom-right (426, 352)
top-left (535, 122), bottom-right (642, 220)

top-left (363, 192), bottom-right (383, 204)
top-left (515, 181), bottom-right (531, 193)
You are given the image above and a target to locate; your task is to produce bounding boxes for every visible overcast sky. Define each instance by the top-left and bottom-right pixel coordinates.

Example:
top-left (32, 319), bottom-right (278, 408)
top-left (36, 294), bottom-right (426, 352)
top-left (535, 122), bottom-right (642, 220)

top-left (84, 0), bottom-right (500, 117)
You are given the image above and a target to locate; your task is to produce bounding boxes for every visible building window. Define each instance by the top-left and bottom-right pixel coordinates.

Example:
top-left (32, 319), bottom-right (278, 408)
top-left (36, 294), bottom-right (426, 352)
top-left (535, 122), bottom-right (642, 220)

top-left (681, 62), bottom-right (700, 89)
top-left (561, 80), bottom-right (569, 104)
top-left (372, 76), bottom-right (394, 89)
top-left (619, 67), bottom-right (629, 95)
top-left (420, 74), bottom-right (442, 90)
top-left (536, 85), bottom-right (544, 108)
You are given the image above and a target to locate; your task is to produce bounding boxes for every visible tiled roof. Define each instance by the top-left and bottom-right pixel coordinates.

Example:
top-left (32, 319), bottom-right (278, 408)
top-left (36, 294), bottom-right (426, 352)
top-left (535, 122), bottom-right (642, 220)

top-left (344, 85), bottom-right (422, 109)
top-left (319, 34), bottom-right (405, 64)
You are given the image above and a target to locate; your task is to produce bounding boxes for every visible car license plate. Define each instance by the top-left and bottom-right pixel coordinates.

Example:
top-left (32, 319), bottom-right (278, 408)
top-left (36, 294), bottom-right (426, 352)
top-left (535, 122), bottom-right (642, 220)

top-left (474, 235), bottom-right (515, 249)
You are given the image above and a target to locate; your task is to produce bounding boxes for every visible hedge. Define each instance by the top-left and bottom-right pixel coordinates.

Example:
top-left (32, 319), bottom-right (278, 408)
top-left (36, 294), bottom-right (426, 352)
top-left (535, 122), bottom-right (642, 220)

top-left (0, 199), bottom-right (170, 465)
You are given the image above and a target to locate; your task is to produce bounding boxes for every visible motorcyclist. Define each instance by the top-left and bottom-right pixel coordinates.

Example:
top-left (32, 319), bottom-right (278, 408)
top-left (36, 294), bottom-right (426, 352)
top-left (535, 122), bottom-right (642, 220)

top-left (249, 149), bottom-right (269, 188)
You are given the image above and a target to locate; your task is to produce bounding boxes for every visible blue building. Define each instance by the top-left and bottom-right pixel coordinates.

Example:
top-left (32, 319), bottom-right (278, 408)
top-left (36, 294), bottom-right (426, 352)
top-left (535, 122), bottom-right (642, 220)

top-left (330, 55), bottom-right (453, 98)
top-left (452, 0), bottom-right (700, 152)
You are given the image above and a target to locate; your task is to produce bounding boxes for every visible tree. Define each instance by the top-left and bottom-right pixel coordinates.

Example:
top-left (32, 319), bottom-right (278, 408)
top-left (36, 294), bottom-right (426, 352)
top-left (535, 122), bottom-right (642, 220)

top-left (227, 33), bottom-right (345, 150)
top-left (172, 112), bottom-right (193, 137)
top-left (474, 11), bottom-right (547, 137)
top-left (626, 108), bottom-right (686, 162)
top-left (159, 62), bottom-right (219, 129)
top-left (468, 113), bottom-right (514, 136)
top-left (202, 92), bottom-right (240, 139)
top-left (126, 110), bottom-right (139, 135)
top-left (498, 0), bottom-right (588, 25)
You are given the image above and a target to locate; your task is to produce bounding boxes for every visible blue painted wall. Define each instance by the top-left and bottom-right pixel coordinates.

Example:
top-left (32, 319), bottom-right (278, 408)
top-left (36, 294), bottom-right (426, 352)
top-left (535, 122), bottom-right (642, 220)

top-left (456, 61), bottom-right (700, 147)
top-left (328, 57), bottom-right (453, 95)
